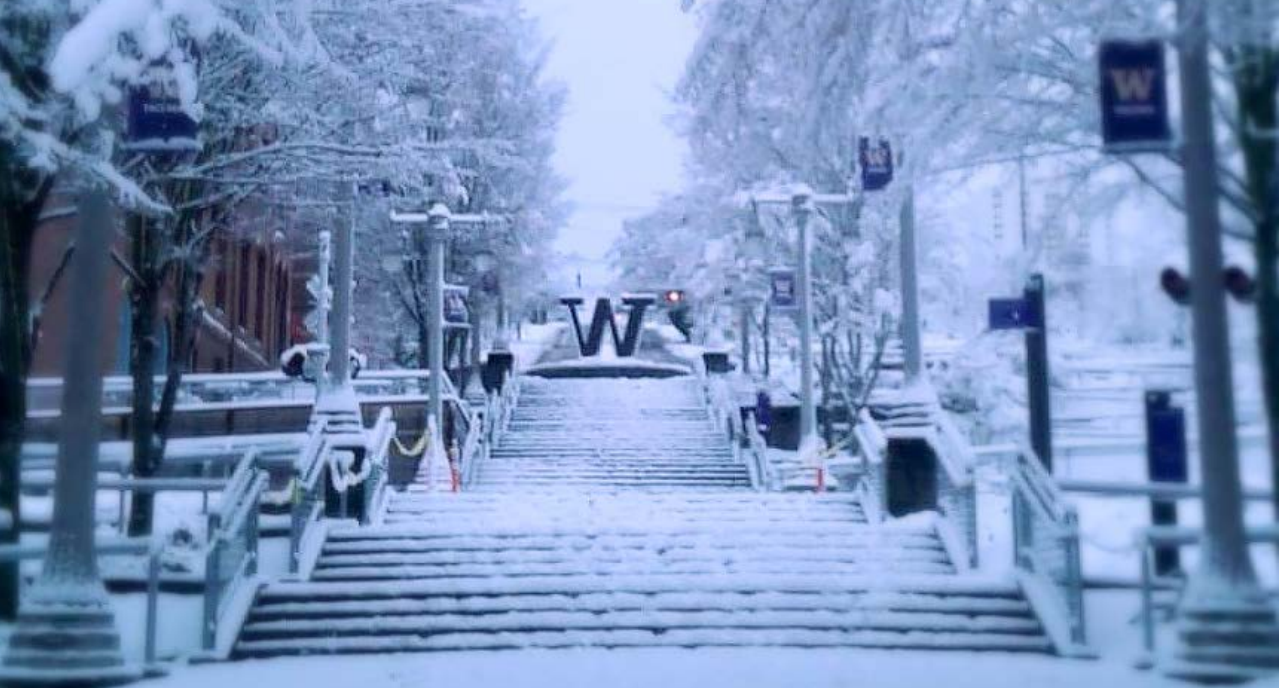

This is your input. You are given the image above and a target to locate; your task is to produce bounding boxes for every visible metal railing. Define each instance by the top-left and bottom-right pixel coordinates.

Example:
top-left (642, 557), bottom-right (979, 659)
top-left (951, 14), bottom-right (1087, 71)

top-left (26, 369), bottom-right (455, 411)
top-left (929, 409), bottom-right (978, 567)
top-left (288, 429), bottom-right (329, 575)
top-left (851, 407), bottom-right (888, 516)
top-left (702, 376), bottom-right (770, 491)
top-left (202, 449), bottom-right (267, 651)
top-left (0, 538), bottom-right (162, 666)
top-left (1006, 444), bottom-right (1087, 652)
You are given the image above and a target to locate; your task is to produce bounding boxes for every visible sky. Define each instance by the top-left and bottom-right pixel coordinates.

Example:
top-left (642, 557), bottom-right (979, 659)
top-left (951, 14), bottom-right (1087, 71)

top-left (520, 0), bottom-right (697, 291)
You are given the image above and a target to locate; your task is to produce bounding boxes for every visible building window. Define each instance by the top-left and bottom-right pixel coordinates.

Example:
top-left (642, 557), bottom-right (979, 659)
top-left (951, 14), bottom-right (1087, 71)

top-left (214, 238), bottom-right (227, 310)
top-left (255, 251), bottom-right (267, 341)
top-left (237, 243), bottom-right (250, 328)
top-left (275, 265), bottom-right (288, 352)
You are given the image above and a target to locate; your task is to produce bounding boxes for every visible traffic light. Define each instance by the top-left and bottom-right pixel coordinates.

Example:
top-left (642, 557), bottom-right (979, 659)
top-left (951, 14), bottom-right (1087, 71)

top-left (1159, 267), bottom-right (1191, 305)
top-left (1160, 266), bottom-right (1257, 305)
top-left (662, 289), bottom-right (692, 342)
top-left (1223, 265), bottom-right (1256, 303)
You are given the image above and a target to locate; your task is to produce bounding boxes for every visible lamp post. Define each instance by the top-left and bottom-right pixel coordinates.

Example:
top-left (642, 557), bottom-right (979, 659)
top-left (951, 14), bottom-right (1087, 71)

top-left (1, 186), bottom-right (136, 683)
top-left (425, 204), bottom-right (450, 430)
top-left (1168, 0), bottom-right (1278, 677)
top-left (790, 185), bottom-right (819, 446)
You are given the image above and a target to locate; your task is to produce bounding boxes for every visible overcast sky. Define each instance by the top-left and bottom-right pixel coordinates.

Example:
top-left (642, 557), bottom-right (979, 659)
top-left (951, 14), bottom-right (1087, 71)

top-left (521, 0), bottom-right (697, 289)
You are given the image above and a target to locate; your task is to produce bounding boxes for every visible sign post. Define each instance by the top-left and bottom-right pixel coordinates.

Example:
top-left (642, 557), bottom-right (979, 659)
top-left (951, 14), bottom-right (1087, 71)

top-left (988, 273), bottom-right (1053, 471)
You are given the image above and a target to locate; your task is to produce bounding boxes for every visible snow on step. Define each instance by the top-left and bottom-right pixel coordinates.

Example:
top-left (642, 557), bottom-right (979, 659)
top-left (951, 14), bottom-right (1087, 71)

top-left (232, 377), bottom-right (1053, 659)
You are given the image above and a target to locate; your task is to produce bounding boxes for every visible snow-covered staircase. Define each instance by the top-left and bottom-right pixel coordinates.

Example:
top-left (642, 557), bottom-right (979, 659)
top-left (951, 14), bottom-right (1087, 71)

top-left (476, 378), bottom-right (750, 491)
top-left (233, 377), bottom-right (1052, 658)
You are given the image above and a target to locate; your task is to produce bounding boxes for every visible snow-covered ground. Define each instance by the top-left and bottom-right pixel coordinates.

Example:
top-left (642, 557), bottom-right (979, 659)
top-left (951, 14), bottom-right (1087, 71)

top-left (138, 641), bottom-right (1272, 688)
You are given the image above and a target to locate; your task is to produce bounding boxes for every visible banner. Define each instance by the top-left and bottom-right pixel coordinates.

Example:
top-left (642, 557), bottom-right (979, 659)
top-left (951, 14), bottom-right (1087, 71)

top-left (1099, 39), bottom-right (1171, 152)
top-left (858, 137), bottom-right (893, 191)
top-left (769, 269), bottom-right (797, 310)
top-left (126, 59), bottom-right (201, 153)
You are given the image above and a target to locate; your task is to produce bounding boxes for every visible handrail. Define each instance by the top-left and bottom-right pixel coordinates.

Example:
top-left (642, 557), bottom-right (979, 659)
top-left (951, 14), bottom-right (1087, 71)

top-left (853, 407), bottom-right (887, 463)
top-left (362, 407), bottom-right (397, 523)
top-left (743, 410), bottom-right (772, 492)
top-left (289, 428), bottom-right (330, 575)
top-left (702, 376), bottom-right (770, 491)
top-left (457, 401), bottom-right (483, 489)
top-left (203, 450), bottom-right (267, 652)
top-left (1005, 444), bottom-right (1087, 653)
top-left (930, 408), bottom-right (975, 488)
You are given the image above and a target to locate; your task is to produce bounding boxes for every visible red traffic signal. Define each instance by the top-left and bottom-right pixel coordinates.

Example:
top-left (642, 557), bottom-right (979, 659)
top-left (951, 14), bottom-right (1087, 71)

top-left (1223, 265), bottom-right (1256, 303)
top-left (1159, 267), bottom-right (1191, 305)
top-left (663, 289), bottom-right (685, 304)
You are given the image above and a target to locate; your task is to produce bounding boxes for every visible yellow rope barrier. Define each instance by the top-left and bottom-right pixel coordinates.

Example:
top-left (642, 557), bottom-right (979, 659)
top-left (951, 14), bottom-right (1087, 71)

top-left (393, 429), bottom-right (432, 458)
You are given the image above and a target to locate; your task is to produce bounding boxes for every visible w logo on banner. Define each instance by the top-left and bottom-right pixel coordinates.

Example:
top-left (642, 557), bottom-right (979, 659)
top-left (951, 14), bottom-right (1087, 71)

top-left (560, 295), bottom-right (655, 357)
top-left (1099, 39), bottom-right (1171, 152)
top-left (1110, 69), bottom-right (1156, 103)
top-left (858, 137), bottom-right (894, 191)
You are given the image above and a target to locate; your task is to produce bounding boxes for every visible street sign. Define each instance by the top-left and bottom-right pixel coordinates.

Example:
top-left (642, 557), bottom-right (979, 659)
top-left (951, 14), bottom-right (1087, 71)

top-left (125, 61), bottom-right (201, 153)
top-left (1098, 39), bottom-right (1172, 152)
top-left (769, 269), bottom-right (797, 310)
top-left (1145, 391), bottom-right (1188, 483)
top-left (858, 137), bottom-right (894, 191)
top-left (987, 297), bottom-right (1039, 330)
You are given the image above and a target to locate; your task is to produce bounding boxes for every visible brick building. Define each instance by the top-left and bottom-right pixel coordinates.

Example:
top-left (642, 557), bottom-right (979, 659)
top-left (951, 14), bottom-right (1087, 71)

top-left (28, 187), bottom-right (302, 377)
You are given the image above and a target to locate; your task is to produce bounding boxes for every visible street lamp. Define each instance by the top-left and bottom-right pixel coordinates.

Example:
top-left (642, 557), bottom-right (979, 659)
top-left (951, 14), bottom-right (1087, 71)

top-left (789, 184), bottom-right (819, 448)
top-left (1, 187), bottom-right (135, 683)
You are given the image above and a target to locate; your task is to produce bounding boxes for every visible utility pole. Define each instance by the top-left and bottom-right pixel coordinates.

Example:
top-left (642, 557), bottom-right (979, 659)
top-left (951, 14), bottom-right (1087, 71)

top-left (1, 184), bottom-right (135, 684)
top-left (1168, 0), bottom-right (1278, 679)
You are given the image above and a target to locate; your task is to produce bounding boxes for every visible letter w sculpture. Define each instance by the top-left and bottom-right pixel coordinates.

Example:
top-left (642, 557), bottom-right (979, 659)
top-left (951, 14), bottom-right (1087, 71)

top-left (560, 295), bottom-right (655, 357)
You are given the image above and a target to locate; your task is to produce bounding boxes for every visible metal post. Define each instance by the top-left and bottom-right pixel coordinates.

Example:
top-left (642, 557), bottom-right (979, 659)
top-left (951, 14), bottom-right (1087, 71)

top-left (763, 303), bottom-right (771, 379)
top-left (899, 184), bottom-right (922, 381)
top-left (740, 302), bottom-right (751, 375)
top-left (310, 231), bottom-right (332, 399)
top-left (426, 204), bottom-right (450, 433)
top-left (1017, 154), bottom-right (1029, 250)
top-left (791, 189), bottom-right (818, 445)
top-left (1170, 0), bottom-right (1277, 677)
top-left (2, 185), bottom-right (132, 682)
top-left (1024, 274), bottom-right (1053, 471)
top-left (329, 189), bottom-right (354, 389)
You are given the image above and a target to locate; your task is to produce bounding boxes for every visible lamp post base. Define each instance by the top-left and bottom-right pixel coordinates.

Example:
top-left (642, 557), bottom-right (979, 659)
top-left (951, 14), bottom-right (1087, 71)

top-left (1166, 585), bottom-right (1278, 683)
top-left (0, 579), bottom-right (137, 687)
